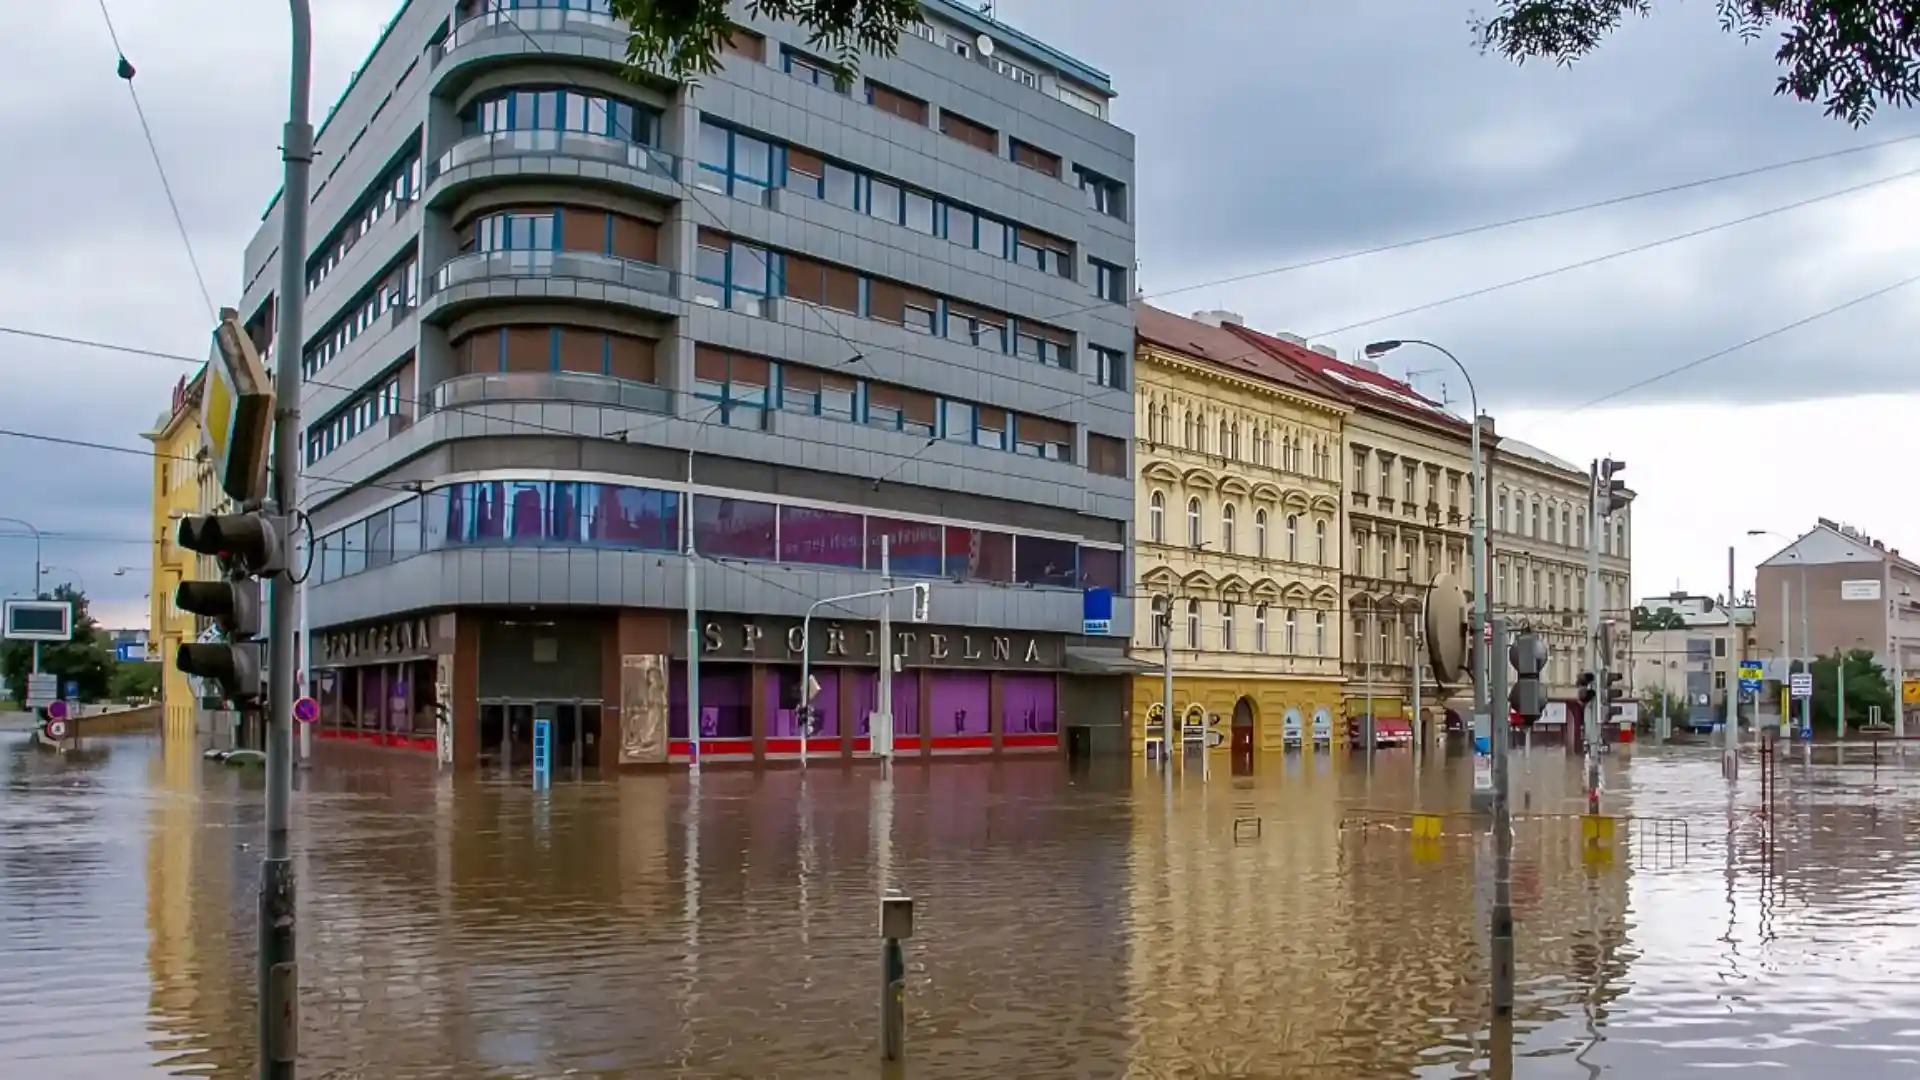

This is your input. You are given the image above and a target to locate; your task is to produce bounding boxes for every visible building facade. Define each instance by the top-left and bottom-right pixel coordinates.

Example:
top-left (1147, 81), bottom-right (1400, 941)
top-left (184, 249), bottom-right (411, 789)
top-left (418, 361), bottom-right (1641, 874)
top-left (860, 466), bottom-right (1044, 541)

top-left (1127, 305), bottom-right (1348, 758)
top-left (142, 371), bottom-right (225, 742)
top-left (232, 0), bottom-right (1137, 770)
top-left (1488, 437), bottom-right (1631, 702)
top-left (1222, 320), bottom-right (1481, 730)
top-left (1756, 518), bottom-right (1920, 727)
top-left (1630, 595), bottom-right (1755, 730)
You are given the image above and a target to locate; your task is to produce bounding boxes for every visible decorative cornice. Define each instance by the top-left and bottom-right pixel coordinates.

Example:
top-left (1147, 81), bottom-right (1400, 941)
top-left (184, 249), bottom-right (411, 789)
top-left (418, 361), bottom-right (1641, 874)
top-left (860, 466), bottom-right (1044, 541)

top-left (1137, 343), bottom-right (1349, 419)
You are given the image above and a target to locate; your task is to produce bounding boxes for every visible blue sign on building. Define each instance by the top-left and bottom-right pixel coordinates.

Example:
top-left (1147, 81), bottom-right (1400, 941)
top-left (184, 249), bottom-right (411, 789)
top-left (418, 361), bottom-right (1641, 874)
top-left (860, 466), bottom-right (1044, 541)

top-left (1082, 587), bottom-right (1113, 636)
top-left (532, 718), bottom-right (552, 789)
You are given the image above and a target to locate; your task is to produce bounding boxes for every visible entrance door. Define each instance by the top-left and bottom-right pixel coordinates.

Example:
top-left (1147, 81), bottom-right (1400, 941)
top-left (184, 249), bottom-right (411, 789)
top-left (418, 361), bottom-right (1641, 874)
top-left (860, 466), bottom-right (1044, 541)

top-left (479, 703), bottom-right (506, 770)
top-left (1231, 697), bottom-right (1256, 772)
top-left (553, 702), bottom-right (580, 778)
top-left (506, 702), bottom-right (534, 771)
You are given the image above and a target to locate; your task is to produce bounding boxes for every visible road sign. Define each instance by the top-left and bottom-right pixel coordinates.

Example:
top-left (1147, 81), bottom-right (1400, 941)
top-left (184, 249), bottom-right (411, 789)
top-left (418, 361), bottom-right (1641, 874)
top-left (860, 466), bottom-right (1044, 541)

top-left (293, 697), bottom-right (319, 724)
top-left (24, 673), bottom-right (57, 708)
top-left (1790, 672), bottom-right (1813, 699)
top-left (43, 718), bottom-right (67, 740)
top-left (45, 699), bottom-right (68, 722)
top-left (1473, 752), bottom-right (1493, 793)
top-left (1738, 660), bottom-right (1764, 695)
top-left (63, 680), bottom-right (77, 701)
top-left (3, 600), bottom-right (73, 642)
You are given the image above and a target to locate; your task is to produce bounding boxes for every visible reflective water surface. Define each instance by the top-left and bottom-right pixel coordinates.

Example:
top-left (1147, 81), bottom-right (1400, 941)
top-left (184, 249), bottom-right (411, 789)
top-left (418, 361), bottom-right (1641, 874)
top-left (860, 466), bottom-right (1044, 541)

top-left (4, 734), bottom-right (1920, 1078)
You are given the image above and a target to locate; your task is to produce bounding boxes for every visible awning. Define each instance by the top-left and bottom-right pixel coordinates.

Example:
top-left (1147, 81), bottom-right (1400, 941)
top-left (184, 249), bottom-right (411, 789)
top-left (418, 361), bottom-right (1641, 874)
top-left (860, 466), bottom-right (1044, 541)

top-left (1064, 646), bottom-right (1162, 676)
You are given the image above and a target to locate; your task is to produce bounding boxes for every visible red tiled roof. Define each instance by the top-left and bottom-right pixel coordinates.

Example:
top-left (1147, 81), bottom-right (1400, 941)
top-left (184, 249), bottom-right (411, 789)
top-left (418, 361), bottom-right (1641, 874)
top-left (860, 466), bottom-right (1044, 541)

top-left (1220, 323), bottom-right (1471, 434)
top-left (1133, 302), bottom-right (1345, 404)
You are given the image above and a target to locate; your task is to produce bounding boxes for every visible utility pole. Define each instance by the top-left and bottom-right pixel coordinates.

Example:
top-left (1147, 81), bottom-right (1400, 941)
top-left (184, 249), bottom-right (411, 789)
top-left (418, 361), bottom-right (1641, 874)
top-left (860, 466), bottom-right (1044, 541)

top-left (1723, 545), bottom-right (1739, 776)
top-left (1160, 594), bottom-right (1174, 789)
top-left (685, 449), bottom-right (701, 769)
top-left (876, 536), bottom-right (893, 759)
top-left (1498, 620), bottom-right (1546, 1020)
top-left (263, 5), bottom-right (311, 1075)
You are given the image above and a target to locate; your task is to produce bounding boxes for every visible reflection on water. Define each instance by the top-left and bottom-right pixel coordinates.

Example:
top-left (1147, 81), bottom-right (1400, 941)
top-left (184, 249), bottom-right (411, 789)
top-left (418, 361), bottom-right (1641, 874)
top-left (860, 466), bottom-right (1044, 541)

top-left (4, 734), bottom-right (1920, 1077)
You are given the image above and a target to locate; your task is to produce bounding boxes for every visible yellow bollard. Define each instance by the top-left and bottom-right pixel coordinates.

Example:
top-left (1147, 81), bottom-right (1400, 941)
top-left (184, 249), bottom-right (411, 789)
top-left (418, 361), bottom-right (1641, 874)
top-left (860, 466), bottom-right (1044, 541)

top-left (1411, 814), bottom-right (1444, 841)
top-left (1581, 814), bottom-right (1617, 848)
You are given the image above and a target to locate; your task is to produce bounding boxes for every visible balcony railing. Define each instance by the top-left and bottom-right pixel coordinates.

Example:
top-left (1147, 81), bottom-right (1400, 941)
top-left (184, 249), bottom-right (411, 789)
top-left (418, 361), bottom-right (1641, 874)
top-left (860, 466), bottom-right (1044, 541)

top-left (438, 6), bottom-right (624, 57)
top-left (431, 249), bottom-right (678, 298)
top-left (430, 130), bottom-right (678, 183)
top-left (430, 371), bottom-right (673, 415)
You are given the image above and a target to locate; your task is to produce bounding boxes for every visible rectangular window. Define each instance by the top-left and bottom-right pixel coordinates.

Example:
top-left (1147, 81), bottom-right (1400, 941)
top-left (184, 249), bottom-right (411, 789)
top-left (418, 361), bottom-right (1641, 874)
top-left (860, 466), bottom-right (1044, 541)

top-left (1015, 415), bottom-right (1073, 462)
top-left (865, 82), bottom-right (928, 124)
top-left (1010, 139), bottom-right (1061, 178)
top-left (722, 25), bottom-right (766, 62)
top-left (1015, 323), bottom-right (1072, 368)
top-left (1087, 433), bottom-right (1127, 478)
top-left (868, 517), bottom-right (944, 576)
top-left (1013, 535), bottom-right (1076, 587)
top-left (941, 400), bottom-right (972, 443)
top-left (783, 48), bottom-right (843, 91)
top-left (694, 495), bottom-right (778, 560)
top-left (903, 190), bottom-right (936, 234)
top-left (1075, 166), bottom-right (1125, 219)
top-left (947, 528), bottom-right (1014, 583)
top-left (868, 178), bottom-right (902, 224)
top-left (1092, 259), bottom-right (1127, 303)
top-left (1015, 228), bottom-right (1073, 277)
top-left (779, 506), bottom-right (864, 568)
top-left (694, 346), bottom-right (770, 429)
top-left (939, 110), bottom-right (998, 153)
top-left (975, 406), bottom-right (1008, 451)
top-left (865, 383), bottom-right (903, 430)
top-left (1091, 344), bottom-right (1126, 389)
top-left (694, 120), bottom-right (772, 203)
top-left (785, 146), bottom-right (824, 198)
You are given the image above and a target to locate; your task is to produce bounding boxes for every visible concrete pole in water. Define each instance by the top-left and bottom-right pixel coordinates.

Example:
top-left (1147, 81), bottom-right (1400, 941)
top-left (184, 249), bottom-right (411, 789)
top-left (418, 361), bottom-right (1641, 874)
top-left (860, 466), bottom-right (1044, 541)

top-left (877, 536), bottom-right (892, 759)
top-left (262, 4), bottom-right (313, 1075)
top-left (1162, 594), bottom-right (1174, 789)
top-left (1489, 617), bottom-right (1515, 1018)
top-left (1725, 545), bottom-right (1739, 778)
top-left (880, 893), bottom-right (913, 1062)
top-left (685, 449), bottom-right (701, 769)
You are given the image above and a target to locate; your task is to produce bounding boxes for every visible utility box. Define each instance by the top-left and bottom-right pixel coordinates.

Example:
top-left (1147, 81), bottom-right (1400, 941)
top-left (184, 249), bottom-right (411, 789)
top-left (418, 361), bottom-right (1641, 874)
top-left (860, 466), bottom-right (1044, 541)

top-left (880, 893), bottom-right (914, 940)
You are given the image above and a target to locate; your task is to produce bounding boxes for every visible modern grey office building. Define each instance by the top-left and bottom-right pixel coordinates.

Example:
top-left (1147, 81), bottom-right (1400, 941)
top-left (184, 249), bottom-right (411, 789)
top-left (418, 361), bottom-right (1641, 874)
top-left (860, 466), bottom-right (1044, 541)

top-left (232, 0), bottom-right (1138, 771)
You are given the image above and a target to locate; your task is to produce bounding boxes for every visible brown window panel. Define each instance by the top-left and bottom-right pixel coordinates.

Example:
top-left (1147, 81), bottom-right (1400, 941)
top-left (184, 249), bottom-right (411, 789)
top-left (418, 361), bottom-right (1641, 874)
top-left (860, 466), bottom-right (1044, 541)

top-left (608, 335), bottom-right (656, 383)
top-left (558, 328), bottom-right (604, 374)
top-left (1016, 226), bottom-right (1070, 252)
top-left (785, 256), bottom-right (827, 304)
top-left (820, 371), bottom-right (857, 393)
top-left (868, 83), bottom-right (928, 124)
top-left (939, 111), bottom-right (998, 153)
top-left (787, 146), bottom-right (824, 178)
top-left (729, 354), bottom-right (771, 386)
top-left (723, 26), bottom-right (766, 62)
top-left (1022, 321), bottom-right (1074, 346)
top-left (782, 365), bottom-right (822, 392)
top-left (1087, 433), bottom-right (1128, 477)
top-left (611, 216), bottom-right (659, 263)
top-left (560, 208), bottom-right (607, 253)
top-left (694, 345), bottom-right (733, 382)
top-left (902, 390), bottom-right (937, 424)
top-left (821, 265), bottom-right (860, 313)
top-left (503, 327), bottom-right (551, 373)
top-left (868, 280), bottom-right (905, 323)
top-left (697, 226), bottom-right (729, 249)
top-left (946, 299), bottom-right (993, 322)
top-left (975, 405), bottom-right (1008, 429)
top-left (867, 383), bottom-right (902, 408)
top-left (1011, 140), bottom-right (1061, 178)
top-left (1019, 415), bottom-right (1071, 444)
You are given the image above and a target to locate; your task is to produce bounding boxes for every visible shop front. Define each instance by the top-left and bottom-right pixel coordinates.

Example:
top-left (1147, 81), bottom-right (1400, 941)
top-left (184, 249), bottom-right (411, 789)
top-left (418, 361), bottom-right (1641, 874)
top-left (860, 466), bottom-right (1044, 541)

top-left (311, 614), bottom-right (445, 754)
top-left (1130, 675), bottom-right (1345, 761)
top-left (671, 614), bottom-right (1073, 765)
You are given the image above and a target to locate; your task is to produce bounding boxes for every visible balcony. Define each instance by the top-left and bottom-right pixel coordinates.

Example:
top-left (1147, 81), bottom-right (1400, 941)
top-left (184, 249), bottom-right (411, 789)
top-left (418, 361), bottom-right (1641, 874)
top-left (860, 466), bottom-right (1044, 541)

top-left (425, 130), bottom-right (680, 209)
top-left (421, 249), bottom-right (682, 322)
top-left (429, 371), bottom-right (673, 416)
top-left (429, 7), bottom-right (633, 97)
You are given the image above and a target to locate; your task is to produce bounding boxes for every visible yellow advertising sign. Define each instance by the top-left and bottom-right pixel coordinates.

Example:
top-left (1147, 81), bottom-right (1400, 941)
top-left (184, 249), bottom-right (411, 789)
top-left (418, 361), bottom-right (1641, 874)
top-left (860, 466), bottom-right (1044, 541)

top-left (1904, 679), bottom-right (1920, 705)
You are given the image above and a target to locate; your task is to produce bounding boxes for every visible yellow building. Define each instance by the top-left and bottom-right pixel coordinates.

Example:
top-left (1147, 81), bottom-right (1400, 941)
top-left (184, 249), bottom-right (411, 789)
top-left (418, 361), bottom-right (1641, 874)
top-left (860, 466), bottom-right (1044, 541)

top-left (142, 370), bottom-right (217, 742)
top-left (1128, 305), bottom-right (1349, 758)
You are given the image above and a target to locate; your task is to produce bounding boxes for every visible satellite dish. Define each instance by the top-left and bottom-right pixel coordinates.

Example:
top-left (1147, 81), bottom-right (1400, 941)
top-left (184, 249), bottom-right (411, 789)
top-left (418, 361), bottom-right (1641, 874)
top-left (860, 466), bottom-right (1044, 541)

top-left (1424, 572), bottom-right (1471, 687)
top-left (976, 34), bottom-right (995, 57)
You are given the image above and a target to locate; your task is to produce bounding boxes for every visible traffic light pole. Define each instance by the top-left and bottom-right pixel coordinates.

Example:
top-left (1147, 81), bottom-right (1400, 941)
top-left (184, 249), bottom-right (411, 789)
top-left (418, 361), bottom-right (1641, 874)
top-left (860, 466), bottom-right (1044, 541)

top-left (262, 3), bottom-right (313, 1076)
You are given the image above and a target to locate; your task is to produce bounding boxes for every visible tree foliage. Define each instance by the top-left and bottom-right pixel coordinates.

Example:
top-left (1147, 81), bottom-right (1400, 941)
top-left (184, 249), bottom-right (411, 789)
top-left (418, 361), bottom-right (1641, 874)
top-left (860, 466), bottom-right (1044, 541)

top-left (610, 0), bottom-right (920, 81)
top-left (1806, 647), bottom-right (1893, 733)
top-left (1474, 1), bottom-right (1920, 125)
top-left (110, 660), bottom-right (161, 702)
top-left (1631, 604), bottom-right (1688, 631)
top-left (0, 585), bottom-right (114, 706)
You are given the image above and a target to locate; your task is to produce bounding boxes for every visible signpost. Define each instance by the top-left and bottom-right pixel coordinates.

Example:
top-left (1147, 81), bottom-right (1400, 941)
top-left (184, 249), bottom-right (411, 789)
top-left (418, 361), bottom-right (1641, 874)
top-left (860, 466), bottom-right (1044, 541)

top-left (1738, 660), bottom-right (1764, 697)
top-left (293, 697), bottom-right (319, 725)
top-left (532, 717), bottom-right (552, 789)
top-left (24, 673), bottom-right (57, 710)
top-left (1789, 672), bottom-right (1812, 698)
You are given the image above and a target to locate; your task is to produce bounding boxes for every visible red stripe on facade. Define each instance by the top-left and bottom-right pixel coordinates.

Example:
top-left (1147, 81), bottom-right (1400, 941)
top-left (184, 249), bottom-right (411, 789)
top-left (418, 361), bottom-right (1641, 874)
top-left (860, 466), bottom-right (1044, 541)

top-left (1002, 734), bottom-right (1059, 749)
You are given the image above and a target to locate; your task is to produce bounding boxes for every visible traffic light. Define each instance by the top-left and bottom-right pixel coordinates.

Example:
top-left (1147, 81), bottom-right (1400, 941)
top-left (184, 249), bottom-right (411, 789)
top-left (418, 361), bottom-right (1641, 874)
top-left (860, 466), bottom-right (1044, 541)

top-left (1576, 671), bottom-right (1597, 706)
top-left (1605, 671), bottom-right (1627, 719)
top-left (910, 582), bottom-right (930, 623)
top-left (174, 512), bottom-right (288, 705)
top-left (1152, 594), bottom-right (1172, 645)
top-left (1507, 633), bottom-right (1549, 723)
top-left (1598, 458), bottom-right (1629, 515)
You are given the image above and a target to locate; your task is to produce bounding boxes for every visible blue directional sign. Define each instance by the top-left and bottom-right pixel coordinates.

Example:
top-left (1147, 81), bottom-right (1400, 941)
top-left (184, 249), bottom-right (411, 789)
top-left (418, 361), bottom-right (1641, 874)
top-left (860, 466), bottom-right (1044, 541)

top-left (532, 718), bottom-right (552, 789)
top-left (63, 680), bottom-right (78, 701)
top-left (1738, 660), bottom-right (1764, 696)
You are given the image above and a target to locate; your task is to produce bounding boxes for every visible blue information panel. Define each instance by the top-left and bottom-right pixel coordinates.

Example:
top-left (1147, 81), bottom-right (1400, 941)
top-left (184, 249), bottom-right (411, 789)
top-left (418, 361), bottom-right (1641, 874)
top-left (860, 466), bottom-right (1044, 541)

top-left (532, 718), bottom-right (552, 788)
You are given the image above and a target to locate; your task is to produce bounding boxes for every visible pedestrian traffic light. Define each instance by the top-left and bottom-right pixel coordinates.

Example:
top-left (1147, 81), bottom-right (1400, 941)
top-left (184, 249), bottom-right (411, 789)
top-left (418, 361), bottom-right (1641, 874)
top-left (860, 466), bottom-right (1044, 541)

top-left (1577, 670), bottom-right (1597, 705)
top-left (173, 511), bottom-right (288, 705)
top-left (910, 582), bottom-right (930, 623)
top-left (1599, 458), bottom-right (1629, 515)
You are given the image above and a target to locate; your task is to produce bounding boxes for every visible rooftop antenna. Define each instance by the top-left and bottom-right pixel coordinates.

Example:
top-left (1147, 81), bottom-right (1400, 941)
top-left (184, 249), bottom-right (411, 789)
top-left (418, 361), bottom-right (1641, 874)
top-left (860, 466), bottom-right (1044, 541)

top-left (979, 2), bottom-right (995, 18)
top-left (1405, 367), bottom-right (1452, 408)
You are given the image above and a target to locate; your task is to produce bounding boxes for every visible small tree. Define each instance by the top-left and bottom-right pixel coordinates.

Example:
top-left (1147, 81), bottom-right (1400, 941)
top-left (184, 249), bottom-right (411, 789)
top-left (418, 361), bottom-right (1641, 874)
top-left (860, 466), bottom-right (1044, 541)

top-left (110, 660), bottom-right (161, 703)
top-left (1808, 647), bottom-right (1893, 734)
top-left (611, 0), bottom-right (920, 81)
top-left (0, 585), bottom-right (115, 706)
top-left (1639, 684), bottom-right (1684, 727)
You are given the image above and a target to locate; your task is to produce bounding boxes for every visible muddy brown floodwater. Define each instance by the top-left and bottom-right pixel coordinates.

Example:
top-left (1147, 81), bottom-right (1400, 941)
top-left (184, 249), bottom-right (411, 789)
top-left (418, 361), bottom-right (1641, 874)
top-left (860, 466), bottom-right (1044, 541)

top-left (3, 734), bottom-right (1920, 1078)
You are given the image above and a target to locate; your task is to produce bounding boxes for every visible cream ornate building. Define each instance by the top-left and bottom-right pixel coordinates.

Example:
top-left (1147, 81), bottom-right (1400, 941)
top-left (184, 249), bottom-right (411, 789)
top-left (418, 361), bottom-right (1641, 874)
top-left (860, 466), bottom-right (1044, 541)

top-left (1128, 305), bottom-right (1348, 757)
top-left (1490, 437), bottom-right (1633, 697)
top-left (1222, 320), bottom-right (1480, 727)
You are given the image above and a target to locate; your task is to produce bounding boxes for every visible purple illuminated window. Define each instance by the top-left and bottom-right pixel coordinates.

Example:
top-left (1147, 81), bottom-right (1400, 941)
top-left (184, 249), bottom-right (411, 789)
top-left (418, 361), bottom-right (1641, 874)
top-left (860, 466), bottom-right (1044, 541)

top-left (694, 495), bottom-right (777, 560)
top-left (779, 506), bottom-right (865, 567)
top-left (945, 527), bottom-right (1014, 583)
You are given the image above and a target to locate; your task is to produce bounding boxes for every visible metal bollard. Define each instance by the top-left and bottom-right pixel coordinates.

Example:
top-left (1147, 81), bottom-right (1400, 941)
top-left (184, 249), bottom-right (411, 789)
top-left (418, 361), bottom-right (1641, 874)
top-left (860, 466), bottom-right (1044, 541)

top-left (880, 892), bottom-right (913, 1062)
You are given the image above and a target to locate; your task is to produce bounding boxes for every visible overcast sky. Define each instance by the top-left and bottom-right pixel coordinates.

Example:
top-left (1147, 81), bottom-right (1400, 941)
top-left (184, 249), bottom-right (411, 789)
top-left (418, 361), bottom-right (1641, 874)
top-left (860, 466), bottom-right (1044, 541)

top-left (4, 0), bottom-right (1919, 631)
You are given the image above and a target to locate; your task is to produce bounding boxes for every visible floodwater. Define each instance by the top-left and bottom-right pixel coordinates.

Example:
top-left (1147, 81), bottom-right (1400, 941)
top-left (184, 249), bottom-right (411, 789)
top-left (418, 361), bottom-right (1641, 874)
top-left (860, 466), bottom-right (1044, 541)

top-left (3, 735), bottom-right (1920, 1079)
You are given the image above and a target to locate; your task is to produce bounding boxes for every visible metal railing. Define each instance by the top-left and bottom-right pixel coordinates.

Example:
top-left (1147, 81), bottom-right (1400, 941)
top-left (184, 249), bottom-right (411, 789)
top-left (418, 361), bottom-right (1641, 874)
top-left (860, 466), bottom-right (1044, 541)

top-left (430, 129), bottom-right (678, 183)
top-left (438, 6), bottom-right (623, 57)
top-left (430, 248), bottom-right (678, 298)
top-left (430, 371), bottom-right (673, 415)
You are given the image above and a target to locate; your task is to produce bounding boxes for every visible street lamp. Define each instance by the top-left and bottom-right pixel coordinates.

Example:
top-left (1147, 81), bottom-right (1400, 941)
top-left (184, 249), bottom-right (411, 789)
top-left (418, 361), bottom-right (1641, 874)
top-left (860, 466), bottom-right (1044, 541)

top-left (1749, 528), bottom-right (1811, 739)
top-left (1365, 340), bottom-right (1486, 727)
top-left (41, 565), bottom-right (86, 595)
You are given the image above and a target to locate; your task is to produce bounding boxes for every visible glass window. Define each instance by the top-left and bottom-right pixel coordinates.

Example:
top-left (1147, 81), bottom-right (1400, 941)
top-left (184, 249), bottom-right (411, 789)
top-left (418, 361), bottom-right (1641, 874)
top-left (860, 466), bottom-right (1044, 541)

top-left (903, 190), bottom-right (935, 234)
top-left (868, 179), bottom-right (902, 223)
top-left (582, 484), bottom-right (679, 550)
top-left (867, 518), bottom-right (945, 576)
top-left (945, 527), bottom-right (1014, 583)
top-left (340, 519), bottom-right (368, 577)
top-left (1014, 536), bottom-right (1077, 588)
top-left (942, 400), bottom-right (972, 442)
top-left (947, 205), bottom-right (976, 246)
top-left (779, 506), bottom-right (864, 567)
top-left (1079, 547), bottom-right (1122, 592)
top-left (823, 163), bottom-right (858, 208)
top-left (976, 217), bottom-right (1007, 258)
top-left (693, 495), bottom-right (777, 560)
top-left (364, 509), bottom-right (394, 570)
top-left (1093, 260), bottom-right (1127, 303)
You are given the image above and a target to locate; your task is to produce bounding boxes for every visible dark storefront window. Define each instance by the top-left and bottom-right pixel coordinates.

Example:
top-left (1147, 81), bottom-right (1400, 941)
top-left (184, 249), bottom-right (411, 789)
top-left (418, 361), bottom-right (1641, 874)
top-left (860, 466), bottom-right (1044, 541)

top-left (1013, 535), bottom-right (1077, 588)
top-left (694, 495), bottom-right (777, 560)
top-left (1079, 546), bottom-right (1122, 592)
top-left (945, 527), bottom-right (1014, 583)
top-left (866, 517), bottom-right (944, 577)
top-left (779, 506), bottom-right (864, 568)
